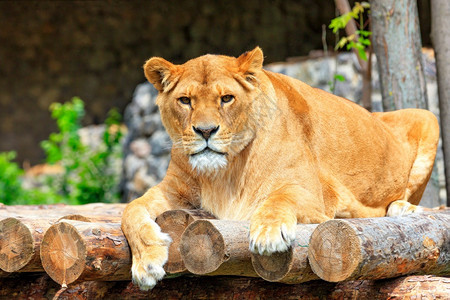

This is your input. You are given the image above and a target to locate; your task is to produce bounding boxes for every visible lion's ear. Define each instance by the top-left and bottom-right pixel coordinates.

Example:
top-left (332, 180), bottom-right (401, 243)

top-left (237, 47), bottom-right (264, 77)
top-left (143, 57), bottom-right (179, 92)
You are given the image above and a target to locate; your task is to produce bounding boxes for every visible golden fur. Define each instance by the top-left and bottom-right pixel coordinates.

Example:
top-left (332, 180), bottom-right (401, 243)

top-left (121, 47), bottom-right (439, 290)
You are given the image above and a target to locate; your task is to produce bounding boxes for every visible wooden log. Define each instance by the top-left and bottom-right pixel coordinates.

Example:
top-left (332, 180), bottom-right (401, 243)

top-left (0, 273), bottom-right (448, 299)
top-left (308, 211), bottom-right (450, 282)
top-left (0, 213), bottom-right (121, 274)
top-left (179, 219), bottom-right (258, 277)
top-left (0, 217), bottom-right (54, 273)
top-left (251, 224), bottom-right (319, 283)
top-left (40, 220), bottom-right (131, 285)
top-left (155, 209), bottom-right (215, 274)
top-left (57, 214), bottom-right (122, 223)
top-left (0, 203), bottom-right (126, 218)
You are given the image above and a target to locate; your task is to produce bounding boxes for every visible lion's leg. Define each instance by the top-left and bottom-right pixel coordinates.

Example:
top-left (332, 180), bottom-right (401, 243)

top-left (249, 184), bottom-right (330, 255)
top-left (121, 185), bottom-right (188, 290)
top-left (375, 109), bottom-right (439, 216)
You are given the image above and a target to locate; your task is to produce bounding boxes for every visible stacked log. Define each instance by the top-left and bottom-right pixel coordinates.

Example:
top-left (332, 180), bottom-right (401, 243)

top-left (179, 219), bottom-right (258, 277)
top-left (40, 220), bottom-right (131, 285)
top-left (155, 209), bottom-right (215, 273)
top-left (0, 204), bottom-right (449, 299)
top-left (0, 217), bottom-right (54, 273)
top-left (0, 204), bottom-right (125, 275)
top-left (251, 224), bottom-right (319, 283)
top-left (308, 211), bottom-right (450, 282)
top-left (0, 273), bottom-right (448, 299)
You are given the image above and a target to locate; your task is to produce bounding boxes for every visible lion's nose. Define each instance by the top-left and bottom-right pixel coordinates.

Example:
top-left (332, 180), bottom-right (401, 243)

top-left (193, 125), bottom-right (219, 140)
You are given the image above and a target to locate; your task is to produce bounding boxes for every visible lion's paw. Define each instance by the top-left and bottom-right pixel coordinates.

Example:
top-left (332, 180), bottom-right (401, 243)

top-left (131, 230), bottom-right (172, 291)
top-left (386, 200), bottom-right (424, 217)
top-left (249, 219), bottom-right (296, 255)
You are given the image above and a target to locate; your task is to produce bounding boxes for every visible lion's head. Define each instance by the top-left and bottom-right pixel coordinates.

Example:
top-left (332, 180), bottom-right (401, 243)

top-left (144, 47), bottom-right (274, 174)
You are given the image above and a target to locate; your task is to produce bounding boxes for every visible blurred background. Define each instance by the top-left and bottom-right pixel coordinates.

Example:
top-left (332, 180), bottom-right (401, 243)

top-left (1, 0), bottom-right (446, 207)
top-left (0, 0), bottom-right (432, 164)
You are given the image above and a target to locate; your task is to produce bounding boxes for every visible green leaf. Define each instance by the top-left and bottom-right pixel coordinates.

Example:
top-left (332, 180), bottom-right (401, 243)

top-left (358, 48), bottom-right (368, 61)
top-left (334, 74), bottom-right (346, 82)
top-left (357, 30), bottom-right (372, 37)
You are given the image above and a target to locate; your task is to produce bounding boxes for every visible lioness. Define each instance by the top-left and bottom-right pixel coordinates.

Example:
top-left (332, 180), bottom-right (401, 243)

top-left (122, 47), bottom-right (439, 290)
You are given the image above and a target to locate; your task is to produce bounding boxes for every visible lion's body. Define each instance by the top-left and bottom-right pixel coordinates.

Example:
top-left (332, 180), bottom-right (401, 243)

top-left (121, 48), bottom-right (439, 290)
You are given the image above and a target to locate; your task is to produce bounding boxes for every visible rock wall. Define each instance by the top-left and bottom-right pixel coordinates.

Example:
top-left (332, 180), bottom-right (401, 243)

top-left (122, 51), bottom-right (446, 207)
top-left (0, 0), bottom-right (339, 164)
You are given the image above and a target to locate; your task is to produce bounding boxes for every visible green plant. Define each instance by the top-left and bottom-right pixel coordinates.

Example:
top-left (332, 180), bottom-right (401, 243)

top-left (0, 97), bottom-right (123, 205)
top-left (41, 97), bottom-right (123, 204)
top-left (329, 2), bottom-right (371, 61)
top-left (0, 152), bottom-right (24, 205)
top-left (0, 152), bottom-right (62, 205)
top-left (41, 98), bottom-right (86, 198)
top-left (72, 108), bottom-right (123, 204)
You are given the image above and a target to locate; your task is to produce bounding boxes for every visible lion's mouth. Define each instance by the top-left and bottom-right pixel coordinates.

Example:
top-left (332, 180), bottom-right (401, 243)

top-left (191, 147), bottom-right (226, 156)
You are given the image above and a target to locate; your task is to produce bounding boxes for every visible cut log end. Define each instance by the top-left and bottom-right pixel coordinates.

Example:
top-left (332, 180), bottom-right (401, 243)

top-left (40, 222), bottom-right (87, 285)
top-left (155, 210), bottom-right (194, 273)
top-left (0, 217), bottom-right (34, 272)
top-left (179, 219), bottom-right (226, 274)
top-left (251, 249), bottom-right (293, 281)
top-left (308, 220), bottom-right (361, 282)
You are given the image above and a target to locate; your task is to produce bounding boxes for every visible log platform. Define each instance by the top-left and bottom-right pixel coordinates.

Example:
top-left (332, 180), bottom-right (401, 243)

top-left (0, 203), bottom-right (448, 299)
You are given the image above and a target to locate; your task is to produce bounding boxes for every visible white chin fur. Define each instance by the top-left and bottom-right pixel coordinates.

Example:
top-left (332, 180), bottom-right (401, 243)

top-left (189, 149), bottom-right (227, 174)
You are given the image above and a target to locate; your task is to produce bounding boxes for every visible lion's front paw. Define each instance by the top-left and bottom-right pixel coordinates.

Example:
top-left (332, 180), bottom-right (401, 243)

top-left (131, 230), bottom-right (172, 291)
top-left (249, 217), bottom-right (296, 255)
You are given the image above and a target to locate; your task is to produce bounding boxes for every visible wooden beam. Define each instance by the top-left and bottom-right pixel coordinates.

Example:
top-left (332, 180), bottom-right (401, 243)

top-left (179, 219), bottom-right (258, 277)
top-left (251, 224), bottom-right (319, 283)
top-left (40, 220), bottom-right (131, 285)
top-left (0, 273), bottom-right (448, 299)
top-left (155, 209), bottom-right (215, 274)
top-left (308, 211), bottom-right (450, 282)
top-left (0, 217), bottom-right (54, 273)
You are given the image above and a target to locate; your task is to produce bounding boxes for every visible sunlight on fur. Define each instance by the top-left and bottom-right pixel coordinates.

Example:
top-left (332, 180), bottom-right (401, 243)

top-left (121, 47), bottom-right (440, 291)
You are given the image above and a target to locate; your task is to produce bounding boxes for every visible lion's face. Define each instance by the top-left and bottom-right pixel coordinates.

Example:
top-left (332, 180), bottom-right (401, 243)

top-left (144, 48), bottom-right (266, 174)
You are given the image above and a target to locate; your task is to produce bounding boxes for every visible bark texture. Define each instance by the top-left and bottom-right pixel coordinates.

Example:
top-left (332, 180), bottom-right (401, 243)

top-left (40, 220), bottom-right (131, 285)
top-left (155, 209), bottom-right (215, 274)
top-left (251, 224), bottom-right (319, 283)
top-left (431, 0), bottom-right (450, 206)
top-left (0, 203), bottom-right (126, 218)
top-left (0, 273), bottom-right (448, 300)
top-left (308, 211), bottom-right (450, 282)
top-left (371, 0), bottom-right (428, 110)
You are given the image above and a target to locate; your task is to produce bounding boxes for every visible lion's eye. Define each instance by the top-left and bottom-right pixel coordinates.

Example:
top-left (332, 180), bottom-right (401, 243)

top-left (221, 95), bottom-right (234, 104)
top-left (178, 97), bottom-right (191, 105)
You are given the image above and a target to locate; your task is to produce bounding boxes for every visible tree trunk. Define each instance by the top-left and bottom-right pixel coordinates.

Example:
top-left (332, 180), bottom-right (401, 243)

top-left (155, 209), bottom-right (215, 274)
top-left (308, 211), bottom-right (450, 282)
top-left (0, 273), bottom-right (448, 300)
top-left (251, 224), bottom-right (319, 283)
top-left (371, 0), bottom-right (428, 110)
top-left (40, 220), bottom-right (131, 285)
top-left (179, 219), bottom-right (258, 277)
top-left (431, 0), bottom-right (450, 206)
top-left (371, 0), bottom-right (441, 207)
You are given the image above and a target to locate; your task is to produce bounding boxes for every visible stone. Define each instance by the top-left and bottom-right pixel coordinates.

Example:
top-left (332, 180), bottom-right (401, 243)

top-left (147, 154), bottom-right (170, 181)
top-left (148, 130), bottom-right (172, 156)
top-left (140, 113), bottom-right (162, 137)
top-left (130, 139), bottom-right (151, 159)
